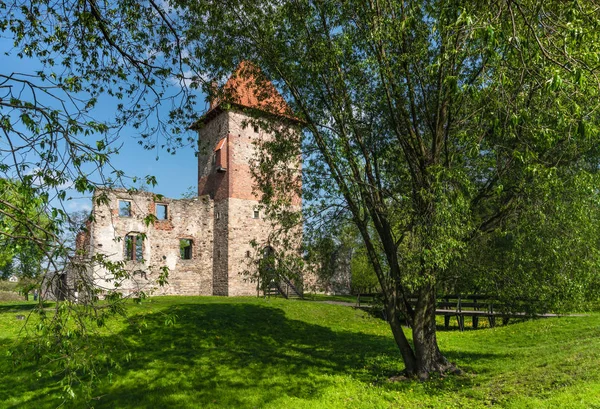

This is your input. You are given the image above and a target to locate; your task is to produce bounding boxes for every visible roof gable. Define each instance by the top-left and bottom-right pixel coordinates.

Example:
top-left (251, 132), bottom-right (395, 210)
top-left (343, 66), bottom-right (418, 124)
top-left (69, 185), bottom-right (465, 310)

top-left (194, 62), bottom-right (297, 127)
top-left (220, 61), bottom-right (291, 116)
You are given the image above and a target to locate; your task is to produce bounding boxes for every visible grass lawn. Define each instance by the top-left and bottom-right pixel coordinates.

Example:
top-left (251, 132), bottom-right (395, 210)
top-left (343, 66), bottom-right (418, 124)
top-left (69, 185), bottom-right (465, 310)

top-left (0, 296), bottom-right (599, 408)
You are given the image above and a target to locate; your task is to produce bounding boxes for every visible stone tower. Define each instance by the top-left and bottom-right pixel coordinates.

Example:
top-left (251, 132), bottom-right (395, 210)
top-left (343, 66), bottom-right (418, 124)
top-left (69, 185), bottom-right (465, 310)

top-left (78, 63), bottom-right (302, 299)
top-left (195, 62), bottom-right (300, 296)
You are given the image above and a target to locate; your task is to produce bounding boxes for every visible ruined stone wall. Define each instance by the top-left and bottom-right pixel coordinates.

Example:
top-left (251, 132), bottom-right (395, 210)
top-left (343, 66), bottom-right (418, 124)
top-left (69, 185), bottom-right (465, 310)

top-left (90, 189), bottom-right (214, 296)
top-left (226, 197), bottom-right (265, 296)
top-left (75, 219), bottom-right (91, 254)
top-left (212, 199), bottom-right (229, 295)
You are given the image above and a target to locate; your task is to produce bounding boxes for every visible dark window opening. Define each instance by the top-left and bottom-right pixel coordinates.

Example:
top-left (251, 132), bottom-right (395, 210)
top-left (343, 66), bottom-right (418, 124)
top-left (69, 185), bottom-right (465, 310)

top-left (260, 246), bottom-right (276, 282)
top-left (156, 204), bottom-right (168, 220)
top-left (125, 234), bottom-right (144, 261)
top-left (180, 239), bottom-right (193, 260)
top-left (253, 125), bottom-right (259, 133)
top-left (253, 209), bottom-right (260, 219)
top-left (246, 250), bottom-right (251, 258)
top-left (119, 200), bottom-right (131, 217)
top-left (216, 150), bottom-right (225, 170)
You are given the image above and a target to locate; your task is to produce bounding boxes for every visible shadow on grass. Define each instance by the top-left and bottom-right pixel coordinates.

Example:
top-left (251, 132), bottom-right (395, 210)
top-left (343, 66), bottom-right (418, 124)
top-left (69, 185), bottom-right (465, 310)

top-left (92, 302), bottom-right (402, 408)
top-left (0, 301), bottom-right (509, 408)
top-left (0, 302), bottom-right (52, 313)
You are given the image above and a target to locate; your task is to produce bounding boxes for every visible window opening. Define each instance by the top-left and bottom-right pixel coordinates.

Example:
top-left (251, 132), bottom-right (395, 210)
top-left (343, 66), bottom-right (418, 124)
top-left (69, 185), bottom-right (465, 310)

top-left (253, 125), bottom-right (259, 133)
top-left (119, 200), bottom-right (131, 217)
top-left (156, 204), bottom-right (168, 220)
top-left (253, 208), bottom-right (260, 219)
top-left (260, 246), bottom-right (276, 285)
top-left (125, 234), bottom-right (144, 261)
top-left (180, 239), bottom-right (193, 260)
top-left (214, 137), bottom-right (227, 172)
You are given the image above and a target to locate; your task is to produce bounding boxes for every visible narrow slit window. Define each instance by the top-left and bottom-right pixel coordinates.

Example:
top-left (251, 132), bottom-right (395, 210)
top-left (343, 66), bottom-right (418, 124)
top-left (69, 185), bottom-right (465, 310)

top-left (119, 200), bottom-right (131, 217)
top-left (180, 239), bottom-right (193, 260)
top-left (156, 204), bottom-right (168, 220)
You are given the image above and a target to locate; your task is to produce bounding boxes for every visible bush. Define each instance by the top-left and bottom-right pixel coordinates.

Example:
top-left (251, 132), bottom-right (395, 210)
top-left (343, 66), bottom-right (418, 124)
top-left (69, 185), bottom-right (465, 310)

top-left (0, 281), bottom-right (17, 292)
top-left (0, 290), bottom-right (22, 302)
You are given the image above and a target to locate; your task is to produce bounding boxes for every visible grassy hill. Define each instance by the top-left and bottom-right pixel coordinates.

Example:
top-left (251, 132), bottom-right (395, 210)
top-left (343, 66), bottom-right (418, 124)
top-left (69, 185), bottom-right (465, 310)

top-left (0, 296), bottom-right (599, 408)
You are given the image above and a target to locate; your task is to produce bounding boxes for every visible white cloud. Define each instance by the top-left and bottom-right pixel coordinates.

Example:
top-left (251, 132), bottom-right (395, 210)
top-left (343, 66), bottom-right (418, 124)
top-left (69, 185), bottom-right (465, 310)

top-left (66, 199), bottom-right (92, 213)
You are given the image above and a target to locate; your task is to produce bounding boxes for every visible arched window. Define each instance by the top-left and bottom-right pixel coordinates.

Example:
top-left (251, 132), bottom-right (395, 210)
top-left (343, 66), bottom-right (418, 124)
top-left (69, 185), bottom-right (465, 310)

top-left (125, 233), bottom-right (144, 261)
top-left (260, 246), bottom-right (276, 280)
top-left (263, 246), bottom-right (274, 258)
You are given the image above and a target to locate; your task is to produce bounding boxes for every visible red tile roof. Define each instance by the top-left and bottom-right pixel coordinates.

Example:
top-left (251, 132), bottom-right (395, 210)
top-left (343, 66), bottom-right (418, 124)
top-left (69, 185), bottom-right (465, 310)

top-left (195, 61), bottom-right (297, 126)
top-left (221, 61), bottom-right (292, 116)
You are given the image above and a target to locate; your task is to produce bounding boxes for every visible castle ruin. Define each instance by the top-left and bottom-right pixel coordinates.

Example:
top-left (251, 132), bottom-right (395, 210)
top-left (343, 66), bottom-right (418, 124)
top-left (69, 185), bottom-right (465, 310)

top-left (77, 63), bottom-right (303, 297)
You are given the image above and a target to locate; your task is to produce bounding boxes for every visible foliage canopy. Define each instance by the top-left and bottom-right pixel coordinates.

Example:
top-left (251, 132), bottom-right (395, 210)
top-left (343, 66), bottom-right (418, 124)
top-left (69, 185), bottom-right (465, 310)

top-left (175, 0), bottom-right (600, 377)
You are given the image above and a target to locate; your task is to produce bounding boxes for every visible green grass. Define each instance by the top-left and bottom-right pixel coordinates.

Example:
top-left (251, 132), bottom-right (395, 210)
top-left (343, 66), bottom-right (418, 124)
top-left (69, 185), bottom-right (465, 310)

top-left (0, 296), bottom-right (599, 408)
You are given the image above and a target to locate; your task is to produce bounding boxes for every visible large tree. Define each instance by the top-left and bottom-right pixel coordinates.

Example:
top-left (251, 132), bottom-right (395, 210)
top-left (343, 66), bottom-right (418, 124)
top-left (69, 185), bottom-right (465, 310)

top-left (177, 0), bottom-right (600, 378)
top-left (2, 0), bottom-right (600, 387)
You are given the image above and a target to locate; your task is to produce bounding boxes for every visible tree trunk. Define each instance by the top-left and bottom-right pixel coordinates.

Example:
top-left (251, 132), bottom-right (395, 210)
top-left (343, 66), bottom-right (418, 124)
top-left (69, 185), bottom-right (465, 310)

top-left (411, 284), bottom-right (454, 379)
top-left (385, 300), bottom-right (416, 375)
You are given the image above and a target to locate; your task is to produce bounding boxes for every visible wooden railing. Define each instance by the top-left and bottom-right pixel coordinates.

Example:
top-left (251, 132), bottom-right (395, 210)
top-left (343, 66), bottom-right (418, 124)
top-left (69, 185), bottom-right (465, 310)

top-left (354, 293), bottom-right (556, 331)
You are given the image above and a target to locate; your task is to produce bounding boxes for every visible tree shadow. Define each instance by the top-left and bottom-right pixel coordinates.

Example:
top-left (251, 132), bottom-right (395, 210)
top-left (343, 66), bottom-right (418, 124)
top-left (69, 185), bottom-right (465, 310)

top-left (0, 301), bottom-right (509, 408)
top-left (88, 302), bottom-right (401, 408)
top-left (0, 302), bottom-right (51, 313)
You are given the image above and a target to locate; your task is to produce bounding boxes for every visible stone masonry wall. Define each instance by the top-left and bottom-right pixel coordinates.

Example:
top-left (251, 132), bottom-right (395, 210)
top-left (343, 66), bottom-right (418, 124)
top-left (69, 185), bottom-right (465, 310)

top-left (212, 199), bottom-right (229, 295)
top-left (225, 111), bottom-right (299, 296)
top-left (90, 189), bottom-right (214, 296)
top-left (197, 110), bottom-right (230, 295)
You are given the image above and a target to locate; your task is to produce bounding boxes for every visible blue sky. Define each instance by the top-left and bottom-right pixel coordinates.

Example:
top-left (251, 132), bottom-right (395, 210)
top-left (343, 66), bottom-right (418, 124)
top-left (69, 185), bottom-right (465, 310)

top-left (1, 36), bottom-right (206, 214)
